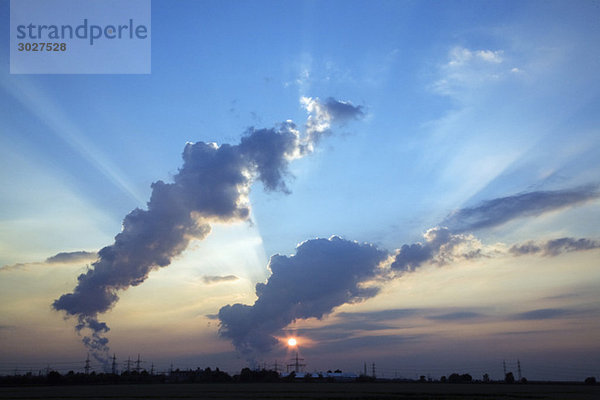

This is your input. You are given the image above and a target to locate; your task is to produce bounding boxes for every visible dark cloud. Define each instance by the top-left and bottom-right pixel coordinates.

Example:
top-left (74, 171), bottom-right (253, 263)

top-left (307, 333), bottom-right (425, 354)
top-left (0, 325), bottom-right (16, 331)
top-left (391, 227), bottom-right (482, 271)
top-left (301, 97), bottom-right (365, 145)
top-left (218, 236), bottom-right (388, 356)
top-left (2, 250), bottom-right (97, 270)
top-left (389, 186), bottom-right (598, 272)
top-left (496, 329), bottom-right (553, 336)
top-left (239, 125), bottom-right (299, 192)
top-left (442, 186), bottom-right (599, 233)
top-left (45, 251), bottom-right (97, 264)
top-left (335, 308), bottom-right (420, 322)
top-left (323, 97), bottom-right (365, 121)
top-left (202, 275), bottom-right (239, 285)
top-left (51, 98), bottom-right (364, 367)
top-left (510, 237), bottom-right (600, 257)
top-left (512, 308), bottom-right (574, 320)
top-left (426, 311), bottom-right (484, 321)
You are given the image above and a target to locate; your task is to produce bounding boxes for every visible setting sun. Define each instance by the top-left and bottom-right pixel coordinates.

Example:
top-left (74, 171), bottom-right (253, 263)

top-left (287, 338), bottom-right (297, 347)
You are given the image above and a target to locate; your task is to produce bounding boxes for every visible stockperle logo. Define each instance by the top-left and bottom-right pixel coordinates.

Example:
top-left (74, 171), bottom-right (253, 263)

top-left (10, 0), bottom-right (151, 74)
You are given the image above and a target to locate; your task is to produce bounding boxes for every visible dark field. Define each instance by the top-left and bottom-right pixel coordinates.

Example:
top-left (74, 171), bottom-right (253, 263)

top-left (0, 383), bottom-right (598, 400)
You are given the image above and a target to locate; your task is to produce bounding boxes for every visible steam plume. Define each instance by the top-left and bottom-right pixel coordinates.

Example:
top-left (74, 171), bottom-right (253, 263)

top-left (218, 236), bottom-right (387, 355)
top-left (52, 97), bottom-right (363, 366)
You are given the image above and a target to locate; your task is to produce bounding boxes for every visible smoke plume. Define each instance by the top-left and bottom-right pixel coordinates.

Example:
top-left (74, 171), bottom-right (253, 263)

top-left (218, 236), bottom-right (387, 355)
top-left (52, 97), bottom-right (363, 367)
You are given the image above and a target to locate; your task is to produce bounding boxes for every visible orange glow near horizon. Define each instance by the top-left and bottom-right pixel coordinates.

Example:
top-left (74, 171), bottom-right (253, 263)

top-left (287, 337), bottom-right (297, 347)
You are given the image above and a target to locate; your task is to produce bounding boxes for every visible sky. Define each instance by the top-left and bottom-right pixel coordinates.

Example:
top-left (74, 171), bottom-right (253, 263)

top-left (1, 0), bottom-right (599, 382)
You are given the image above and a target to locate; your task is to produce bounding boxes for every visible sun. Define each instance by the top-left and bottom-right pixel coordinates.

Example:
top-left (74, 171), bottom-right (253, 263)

top-left (287, 337), bottom-right (297, 347)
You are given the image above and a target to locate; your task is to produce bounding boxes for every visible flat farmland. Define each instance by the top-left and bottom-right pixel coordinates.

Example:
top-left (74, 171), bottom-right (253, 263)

top-left (0, 383), bottom-right (598, 400)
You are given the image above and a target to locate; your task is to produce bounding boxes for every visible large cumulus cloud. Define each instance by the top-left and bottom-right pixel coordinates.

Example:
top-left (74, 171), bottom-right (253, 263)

top-left (218, 236), bottom-right (388, 355)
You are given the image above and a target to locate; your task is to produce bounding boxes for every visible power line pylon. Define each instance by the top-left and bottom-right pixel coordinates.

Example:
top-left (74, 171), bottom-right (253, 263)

top-left (517, 360), bottom-right (522, 381)
top-left (111, 354), bottom-right (117, 375)
top-left (286, 352), bottom-right (305, 374)
top-left (125, 356), bottom-right (132, 373)
top-left (84, 354), bottom-right (90, 375)
top-left (135, 354), bottom-right (142, 373)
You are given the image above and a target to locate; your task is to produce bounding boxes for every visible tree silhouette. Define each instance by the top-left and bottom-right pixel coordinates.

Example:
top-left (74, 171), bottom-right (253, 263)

top-left (505, 372), bottom-right (515, 383)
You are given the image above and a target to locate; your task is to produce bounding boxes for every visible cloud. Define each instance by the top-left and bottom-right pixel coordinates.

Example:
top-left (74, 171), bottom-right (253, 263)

top-left (45, 251), bottom-right (97, 264)
top-left (512, 308), bottom-right (574, 321)
top-left (426, 311), bottom-right (485, 321)
top-left (433, 46), bottom-right (508, 95)
top-left (216, 182), bottom-right (597, 356)
top-left (218, 236), bottom-right (388, 355)
top-left (1, 250), bottom-right (97, 271)
top-left (391, 227), bottom-right (484, 271)
top-left (389, 186), bottom-right (598, 272)
top-left (309, 333), bottom-right (425, 354)
top-left (447, 47), bottom-right (504, 67)
top-left (0, 325), bottom-right (16, 331)
top-left (442, 186), bottom-right (599, 233)
top-left (335, 308), bottom-right (420, 322)
top-left (52, 98), bottom-right (361, 367)
top-left (300, 96), bottom-right (364, 146)
top-left (53, 126), bottom-right (297, 365)
top-left (510, 237), bottom-right (600, 257)
top-left (202, 275), bottom-right (239, 285)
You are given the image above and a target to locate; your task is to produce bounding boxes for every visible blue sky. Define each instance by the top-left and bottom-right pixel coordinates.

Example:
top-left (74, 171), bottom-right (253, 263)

top-left (1, 0), bottom-right (599, 381)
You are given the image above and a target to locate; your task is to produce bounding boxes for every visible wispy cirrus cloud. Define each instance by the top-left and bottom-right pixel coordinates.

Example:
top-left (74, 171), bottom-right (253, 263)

top-left (426, 311), bottom-right (485, 321)
top-left (1, 250), bottom-right (97, 271)
top-left (442, 186), bottom-right (599, 233)
top-left (432, 46), bottom-right (510, 96)
top-left (511, 308), bottom-right (577, 321)
top-left (510, 237), bottom-right (600, 257)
